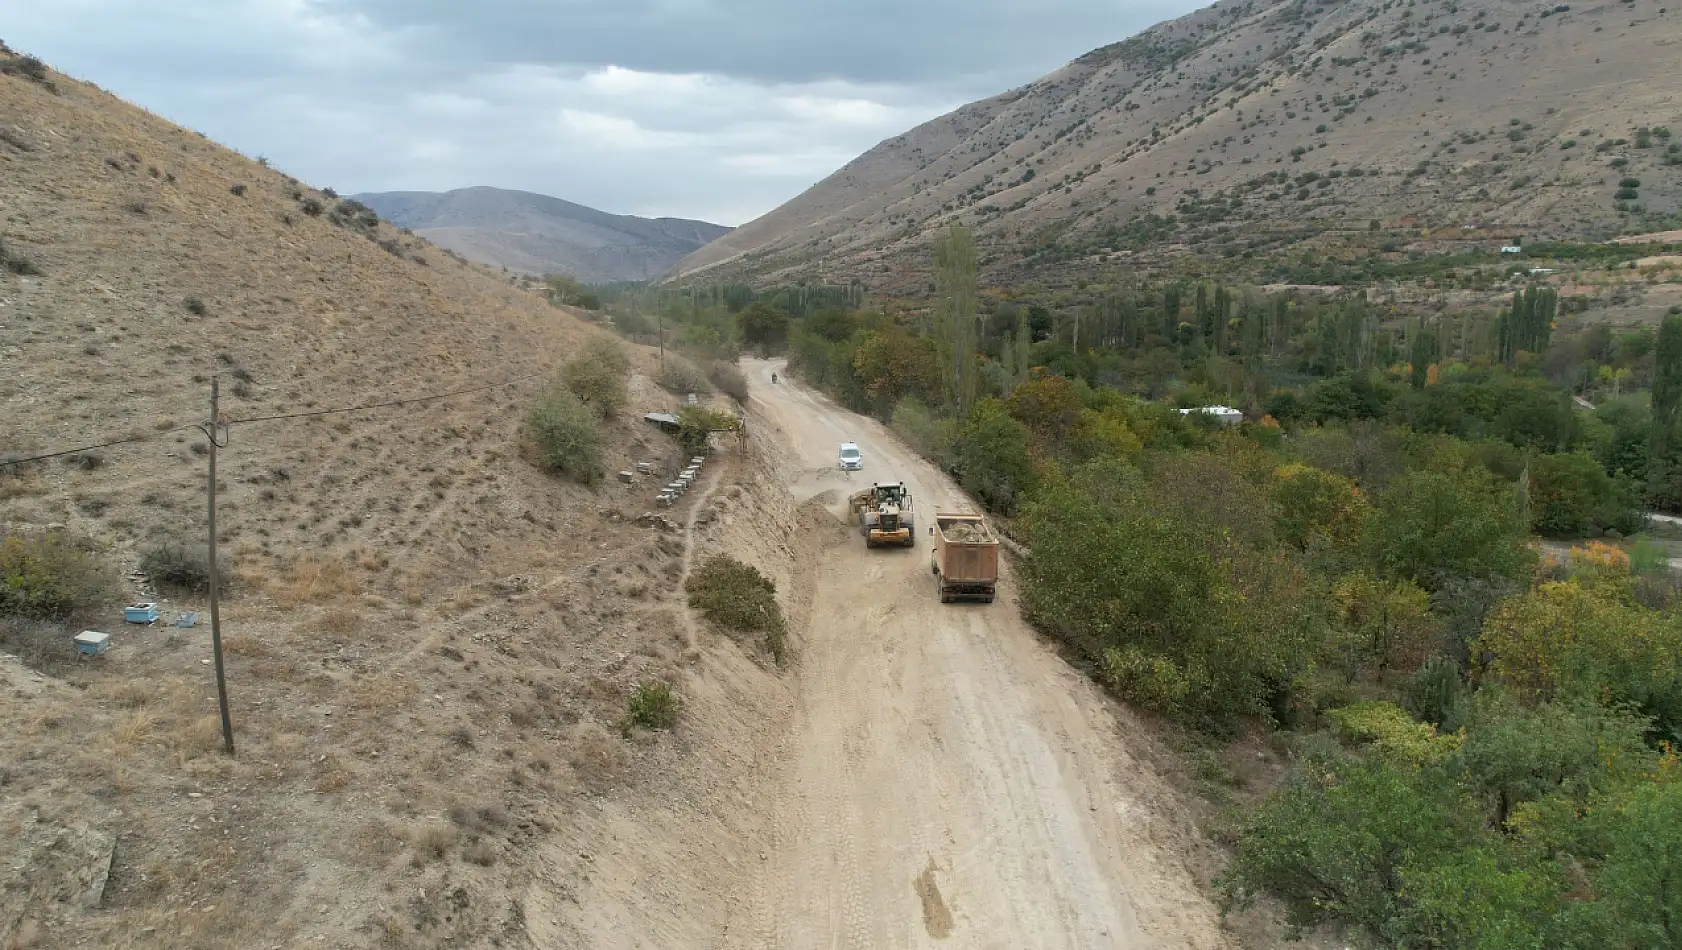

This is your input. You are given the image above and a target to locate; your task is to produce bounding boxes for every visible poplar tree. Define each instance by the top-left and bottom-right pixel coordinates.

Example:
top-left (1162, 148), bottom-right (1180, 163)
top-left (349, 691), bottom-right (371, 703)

top-left (1648, 314), bottom-right (1682, 510)
top-left (934, 226), bottom-right (980, 416)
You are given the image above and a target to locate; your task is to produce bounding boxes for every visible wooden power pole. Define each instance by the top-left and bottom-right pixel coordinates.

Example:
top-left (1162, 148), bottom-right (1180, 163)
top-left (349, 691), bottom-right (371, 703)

top-left (205, 378), bottom-right (235, 755)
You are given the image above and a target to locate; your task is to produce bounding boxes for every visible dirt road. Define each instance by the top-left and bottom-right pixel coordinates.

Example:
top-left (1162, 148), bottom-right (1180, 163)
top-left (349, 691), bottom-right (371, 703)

top-left (729, 360), bottom-right (1229, 949)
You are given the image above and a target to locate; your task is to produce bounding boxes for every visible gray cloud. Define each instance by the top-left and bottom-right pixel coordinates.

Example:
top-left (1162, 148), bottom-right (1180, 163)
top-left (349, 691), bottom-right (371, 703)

top-left (5, 0), bottom-right (1197, 225)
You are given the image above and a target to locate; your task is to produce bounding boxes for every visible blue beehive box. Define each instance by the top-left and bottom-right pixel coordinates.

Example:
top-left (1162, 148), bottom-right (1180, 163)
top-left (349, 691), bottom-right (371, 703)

top-left (74, 631), bottom-right (110, 656)
top-left (124, 603), bottom-right (159, 624)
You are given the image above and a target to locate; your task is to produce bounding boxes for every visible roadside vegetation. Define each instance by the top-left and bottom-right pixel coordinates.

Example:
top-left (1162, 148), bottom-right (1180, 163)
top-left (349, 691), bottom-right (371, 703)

top-left (579, 226), bottom-right (1682, 945)
top-left (685, 555), bottom-right (787, 665)
top-left (525, 336), bottom-right (630, 485)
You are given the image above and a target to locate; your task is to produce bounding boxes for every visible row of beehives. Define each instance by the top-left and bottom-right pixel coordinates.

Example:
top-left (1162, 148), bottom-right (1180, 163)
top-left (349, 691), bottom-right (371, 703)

top-left (656, 456), bottom-right (706, 507)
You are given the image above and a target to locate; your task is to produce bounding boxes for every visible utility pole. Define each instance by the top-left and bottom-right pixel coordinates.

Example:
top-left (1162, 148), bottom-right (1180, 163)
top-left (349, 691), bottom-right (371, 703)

top-left (205, 378), bottom-right (235, 756)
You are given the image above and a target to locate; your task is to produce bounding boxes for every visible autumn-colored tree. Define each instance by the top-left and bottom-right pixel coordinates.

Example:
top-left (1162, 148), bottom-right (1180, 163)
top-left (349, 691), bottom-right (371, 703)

top-left (1006, 373), bottom-right (1083, 448)
top-left (1271, 463), bottom-right (1371, 551)
top-left (737, 301), bottom-right (790, 347)
top-left (850, 327), bottom-right (941, 413)
top-left (1475, 579), bottom-right (1682, 734)
top-left (1330, 572), bottom-right (1440, 679)
top-left (1071, 408), bottom-right (1144, 464)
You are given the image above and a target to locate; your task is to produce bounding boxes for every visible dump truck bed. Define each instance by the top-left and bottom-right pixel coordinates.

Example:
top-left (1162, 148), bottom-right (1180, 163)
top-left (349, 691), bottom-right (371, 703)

top-left (930, 512), bottom-right (1000, 603)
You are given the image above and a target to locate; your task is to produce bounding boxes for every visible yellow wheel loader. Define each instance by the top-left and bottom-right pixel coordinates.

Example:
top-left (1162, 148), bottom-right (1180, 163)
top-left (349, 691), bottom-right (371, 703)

top-left (848, 481), bottom-right (916, 548)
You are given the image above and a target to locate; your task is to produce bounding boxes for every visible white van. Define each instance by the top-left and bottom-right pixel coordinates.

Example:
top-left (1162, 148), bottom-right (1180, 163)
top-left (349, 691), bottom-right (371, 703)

top-left (838, 442), bottom-right (863, 471)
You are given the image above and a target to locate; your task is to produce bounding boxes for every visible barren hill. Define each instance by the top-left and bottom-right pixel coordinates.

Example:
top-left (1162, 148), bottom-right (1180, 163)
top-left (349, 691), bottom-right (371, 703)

top-left (354, 186), bottom-right (730, 282)
top-left (0, 42), bottom-right (787, 949)
top-left (678, 0), bottom-right (1682, 288)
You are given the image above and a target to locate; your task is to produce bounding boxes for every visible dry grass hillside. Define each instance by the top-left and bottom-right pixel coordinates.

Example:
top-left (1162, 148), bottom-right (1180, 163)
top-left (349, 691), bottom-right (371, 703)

top-left (678, 0), bottom-right (1682, 288)
top-left (0, 43), bottom-right (794, 949)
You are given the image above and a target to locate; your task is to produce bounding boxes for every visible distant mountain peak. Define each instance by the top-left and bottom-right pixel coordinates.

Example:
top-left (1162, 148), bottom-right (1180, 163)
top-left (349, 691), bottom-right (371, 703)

top-left (354, 186), bottom-right (730, 282)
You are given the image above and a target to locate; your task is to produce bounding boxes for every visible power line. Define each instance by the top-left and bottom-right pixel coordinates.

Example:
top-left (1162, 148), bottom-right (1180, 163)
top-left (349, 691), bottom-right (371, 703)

top-left (0, 426), bottom-right (198, 469)
top-left (0, 371), bottom-right (551, 469)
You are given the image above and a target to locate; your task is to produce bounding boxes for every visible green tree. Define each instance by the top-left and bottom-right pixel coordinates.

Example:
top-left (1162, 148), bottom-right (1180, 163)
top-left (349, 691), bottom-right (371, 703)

top-left (1271, 463), bottom-right (1370, 551)
top-left (1529, 451), bottom-right (1637, 537)
top-left (1648, 313), bottom-right (1682, 510)
top-left (560, 337), bottom-right (631, 419)
top-left (1393, 846), bottom-right (1565, 950)
top-left (934, 227), bottom-right (981, 416)
top-left (851, 327), bottom-right (942, 414)
top-left (544, 273), bottom-right (584, 306)
top-left (1476, 578), bottom-right (1682, 735)
top-left (1224, 753), bottom-right (1484, 936)
top-left (954, 398), bottom-right (1036, 514)
top-left (526, 386), bottom-right (605, 485)
top-left (1555, 781), bottom-right (1682, 949)
top-left (738, 301), bottom-right (790, 348)
top-left (1006, 373), bottom-right (1084, 449)
top-left (1365, 470), bottom-right (1534, 591)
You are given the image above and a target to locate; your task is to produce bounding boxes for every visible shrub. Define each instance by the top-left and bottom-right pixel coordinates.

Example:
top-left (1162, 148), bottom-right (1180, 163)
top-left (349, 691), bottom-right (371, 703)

top-left (0, 528), bottom-right (116, 619)
top-left (658, 356), bottom-right (711, 396)
top-left (1223, 753), bottom-right (1486, 936)
top-left (685, 555), bottom-right (787, 664)
top-left (1327, 700), bottom-right (1463, 766)
top-left (624, 681), bottom-right (681, 732)
top-left (709, 361), bottom-right (749, 404)
top-left (559, 338), bottom-right (630, 419)
top-left (0, 244), bottom-right (37, 276)
top-left (1615, 188), bottom-right (1639, 201)
top-left (183, 296), bottom-right (207, 315)
top-left (229, 184), bottom-right (247, 197)
top-left (1620, 177), bottom-right (1641, 188)
top-left (0, 615), bottom-right (75, 673)
top-left (891, 397), bottom-right (956, 467)
top-left (611, 310), bottom-right (656, 339)
top-left (676, 405), bottom-right (739, 455)
top-left (139, 542), bottom-right (219, 594)
top-left (1404, 654), bottom-right (1467, 728)
top-left (299, 198), bottom-right (323, 217)
top-left (525, 386), bottom-right (605, 485)
top-left (0, 54), bottom-right (52, 89)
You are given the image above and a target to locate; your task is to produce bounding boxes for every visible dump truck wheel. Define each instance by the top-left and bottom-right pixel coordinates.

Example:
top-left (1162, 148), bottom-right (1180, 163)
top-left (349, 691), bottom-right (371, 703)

top-left (983, 594), bottom-right (995, 604)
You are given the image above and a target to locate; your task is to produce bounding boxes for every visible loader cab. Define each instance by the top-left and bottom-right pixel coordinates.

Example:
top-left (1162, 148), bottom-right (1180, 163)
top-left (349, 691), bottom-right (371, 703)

top-left (873, 482), bottom-right (908, 509)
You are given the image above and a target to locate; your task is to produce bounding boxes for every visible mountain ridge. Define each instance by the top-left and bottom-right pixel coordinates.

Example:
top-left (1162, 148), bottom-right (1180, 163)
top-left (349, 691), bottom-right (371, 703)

top-left (355, 185), bottom-right (730, 282)
top-left (677, 0), bottom-right (1682, 289)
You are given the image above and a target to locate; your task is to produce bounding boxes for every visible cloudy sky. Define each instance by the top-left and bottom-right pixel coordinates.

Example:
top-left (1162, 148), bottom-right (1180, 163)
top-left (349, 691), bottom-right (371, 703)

top-left (6, 0), bottom-right (1196, 225)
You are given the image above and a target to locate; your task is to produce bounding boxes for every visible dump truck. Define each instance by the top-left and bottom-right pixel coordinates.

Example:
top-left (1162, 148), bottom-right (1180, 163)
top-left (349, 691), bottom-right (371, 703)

top-left (929, 511), bottom-right (999, 603)
top-left (847, 481), bottom-right (915, 548)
